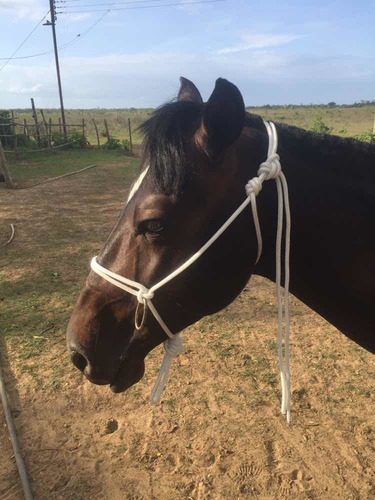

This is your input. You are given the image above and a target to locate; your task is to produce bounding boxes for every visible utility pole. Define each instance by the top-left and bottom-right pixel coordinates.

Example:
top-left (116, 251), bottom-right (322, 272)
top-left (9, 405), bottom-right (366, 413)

top-left (44, 0), bottom-right (67, 140)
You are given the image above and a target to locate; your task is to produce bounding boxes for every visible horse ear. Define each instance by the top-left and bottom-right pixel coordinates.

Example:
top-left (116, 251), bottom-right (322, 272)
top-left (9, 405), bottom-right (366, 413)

top-left (198, 78), bottom-right (245, 154)
top-left (178, 77), bottom-right (203, 104)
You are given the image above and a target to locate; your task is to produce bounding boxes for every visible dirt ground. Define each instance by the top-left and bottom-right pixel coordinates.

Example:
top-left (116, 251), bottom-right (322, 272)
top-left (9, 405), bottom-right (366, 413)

top-left (1, 159), bottom-right (374, 500)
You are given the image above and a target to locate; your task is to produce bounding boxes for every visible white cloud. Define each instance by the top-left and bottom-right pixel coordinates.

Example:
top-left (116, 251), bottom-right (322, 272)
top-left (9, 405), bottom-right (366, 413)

top-left (0, 0), bottom-right (47, 20)
top-left (217, 32), bottom-right (304, 54)
top-left (0, 47), bottom-right (374, 109)
top-left (8, 83), bottom-right (42, 94)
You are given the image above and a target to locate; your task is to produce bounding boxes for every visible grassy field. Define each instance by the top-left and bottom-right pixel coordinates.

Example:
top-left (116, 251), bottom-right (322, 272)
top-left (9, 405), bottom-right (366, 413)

top-left (8, 104), bottom-right (375, 148)
top-left (10, 108), bottom-right (152, 148)
top-left (5, 148), bottom-right (137, 184)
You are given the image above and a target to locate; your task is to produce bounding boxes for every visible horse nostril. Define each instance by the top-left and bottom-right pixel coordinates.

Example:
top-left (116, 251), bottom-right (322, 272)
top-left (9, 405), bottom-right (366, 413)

top-left (70, 349), bottom-right (88, 372)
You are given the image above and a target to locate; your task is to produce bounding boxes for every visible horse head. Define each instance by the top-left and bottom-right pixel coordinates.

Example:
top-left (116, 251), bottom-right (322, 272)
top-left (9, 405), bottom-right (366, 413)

top-left (66, 77), bottom-right (273, 393)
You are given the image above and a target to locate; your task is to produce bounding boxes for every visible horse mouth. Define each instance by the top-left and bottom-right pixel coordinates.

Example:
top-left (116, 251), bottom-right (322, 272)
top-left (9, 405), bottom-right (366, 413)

top-left (109, 357), bottom-right (145, 393)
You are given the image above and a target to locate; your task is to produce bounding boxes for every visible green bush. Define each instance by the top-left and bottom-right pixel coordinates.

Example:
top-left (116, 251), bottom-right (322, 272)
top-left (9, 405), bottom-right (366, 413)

top-left (39, 136), bottom-right (50, 148)
top-left (103, 137), bottom-right (121, 149)
top-left (102, 137), bottom-right (130, 150)
top-left (51, 130), bottom-right (87, 149)
top-left (67, 129), bottom-right (88, 149)
top-left (51, 132), bottom-right (66, 147)
top-left (310, 117), bottom-right (332, 134)
top-left (354, 129), bottom-right (375, 143)
top-left (15, 134), bottom-right (33, 147)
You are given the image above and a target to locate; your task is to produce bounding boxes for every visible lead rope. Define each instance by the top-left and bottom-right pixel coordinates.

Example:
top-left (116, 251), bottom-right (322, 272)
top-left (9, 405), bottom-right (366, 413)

top-left (245, 121), bottom-right (291, 423)
top-left (90, 120), bottom-right (291, 422)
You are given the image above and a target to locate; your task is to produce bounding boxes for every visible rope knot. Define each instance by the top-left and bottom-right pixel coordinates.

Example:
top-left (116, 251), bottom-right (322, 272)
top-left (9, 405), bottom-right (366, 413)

top-left (258, 153), bottom-right (281, 180)
top-left (137, 288), bottom-right (154, 304)
top-left (245, 176), bottom-right (263, 197)
top-left (164, 335), bottom-right (184, 357)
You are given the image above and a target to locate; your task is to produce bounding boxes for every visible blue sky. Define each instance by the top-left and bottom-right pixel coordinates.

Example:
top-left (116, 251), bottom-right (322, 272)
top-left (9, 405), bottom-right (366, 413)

top-left (0, 0), bottom-right (374, 108)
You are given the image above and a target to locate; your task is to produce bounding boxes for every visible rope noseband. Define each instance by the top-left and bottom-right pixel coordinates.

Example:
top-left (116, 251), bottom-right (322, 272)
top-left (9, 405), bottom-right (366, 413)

top-left (90, 121), bottom-right (292, 423)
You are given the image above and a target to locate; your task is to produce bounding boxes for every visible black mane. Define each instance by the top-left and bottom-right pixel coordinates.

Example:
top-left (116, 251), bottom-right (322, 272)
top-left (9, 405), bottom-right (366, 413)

top-left (140, 103), bottom-right (374, 195)
top-left (139, 100), bottom-right (203, 195)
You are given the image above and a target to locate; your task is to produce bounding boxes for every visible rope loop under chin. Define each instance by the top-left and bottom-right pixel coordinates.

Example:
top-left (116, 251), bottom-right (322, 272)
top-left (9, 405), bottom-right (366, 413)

top-left (135, 300), bottom-right (148, 330)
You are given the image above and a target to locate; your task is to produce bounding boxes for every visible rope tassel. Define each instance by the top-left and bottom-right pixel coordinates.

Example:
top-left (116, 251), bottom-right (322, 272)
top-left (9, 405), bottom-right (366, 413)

top-left (149, 334), bottom-right (184, 404)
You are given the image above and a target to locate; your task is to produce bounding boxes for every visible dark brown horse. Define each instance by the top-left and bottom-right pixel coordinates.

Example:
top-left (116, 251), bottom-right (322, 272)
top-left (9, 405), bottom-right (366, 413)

top-left (66, 77), bottom-right (375, 399)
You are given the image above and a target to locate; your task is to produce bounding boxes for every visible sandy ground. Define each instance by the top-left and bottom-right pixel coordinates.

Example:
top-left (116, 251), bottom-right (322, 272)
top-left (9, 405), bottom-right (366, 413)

top-left (1, 163), bottom-right (374, 500)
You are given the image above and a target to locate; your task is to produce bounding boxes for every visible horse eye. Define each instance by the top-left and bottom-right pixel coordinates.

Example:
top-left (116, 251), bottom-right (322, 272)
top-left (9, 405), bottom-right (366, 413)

top-left (143, 219), bottom-right (164, 234)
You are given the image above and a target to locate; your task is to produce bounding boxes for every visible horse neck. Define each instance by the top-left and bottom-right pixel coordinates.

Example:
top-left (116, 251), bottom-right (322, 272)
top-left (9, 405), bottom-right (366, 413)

top-left (254, 125), bottom-right (375, 352)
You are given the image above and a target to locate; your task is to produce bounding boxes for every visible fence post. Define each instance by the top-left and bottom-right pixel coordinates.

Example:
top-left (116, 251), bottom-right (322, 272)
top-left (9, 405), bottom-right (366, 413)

top-left (92, 119), bottom-right (100, 148)
top-left (11, 110), bottom-right (16, 136)
top-left (40, 109), bottom-right (49, 138)
top-left (48, 118), bottom-right (52, 148)
top-left (104, 119), bottom-right (110, 143)
top-left (0, 139), bottom-right (16, 189)
top-left (82, 118), bottom-right (85, 140)
top-left (13, 133), bottom-right (18, 159)
top-left (128, 117), bottom-right (133, 153)
top-left (31, 98), bottom-right (41, 147)
top-left (24, 119), bottom-right (29, 138)
top-left (59, 117), bottom-right (62, 134)
top-left (11, 110), bottom-right (18, 159)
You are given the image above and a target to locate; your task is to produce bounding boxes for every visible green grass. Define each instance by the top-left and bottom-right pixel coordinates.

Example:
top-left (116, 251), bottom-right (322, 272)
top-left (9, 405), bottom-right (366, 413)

top-left (9, 108), bottom-right (152, 147)
top-left (6, 148), bottom-right (137, 183)
top-left (248, 104), bottom-right (375, 138)
top-left (6, 104), bottom-right (375, 154)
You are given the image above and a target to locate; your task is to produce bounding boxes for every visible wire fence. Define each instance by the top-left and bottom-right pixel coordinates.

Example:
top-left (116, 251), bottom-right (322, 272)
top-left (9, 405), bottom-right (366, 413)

top-left (3, 139), bottom-right (80, 155)
top-left (0, 106), bottom-right (133, 158)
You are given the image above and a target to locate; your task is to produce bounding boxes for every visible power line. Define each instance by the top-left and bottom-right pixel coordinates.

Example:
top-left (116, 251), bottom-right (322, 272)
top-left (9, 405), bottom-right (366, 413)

top-left (55, 0), bottom-right (180, 2)
top-left (0, 11), bottom-right (109, 61)
top-left (57, 0), bottom-right (226, 14)
top-left (0, 41), bottom-right (72, 61)
top-left (58, 0), bottom-right (190, 6)
top-left (0, 11), bottom-right (50, 72)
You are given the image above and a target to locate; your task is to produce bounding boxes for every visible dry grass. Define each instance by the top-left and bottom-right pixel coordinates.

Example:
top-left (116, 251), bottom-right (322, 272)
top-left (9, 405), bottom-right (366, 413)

top-left (10, 104), bottom-right (375, 148)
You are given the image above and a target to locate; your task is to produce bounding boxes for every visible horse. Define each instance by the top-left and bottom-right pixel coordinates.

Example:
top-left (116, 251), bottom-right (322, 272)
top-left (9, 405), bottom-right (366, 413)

top-left (66, 77), bottom-right (375, 409)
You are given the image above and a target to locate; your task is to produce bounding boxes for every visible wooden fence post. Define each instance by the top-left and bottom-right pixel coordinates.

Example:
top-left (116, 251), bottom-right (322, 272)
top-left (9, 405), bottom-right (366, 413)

top-left (24, 119), bottom-right (29, 138)
top-left (13, 134), bottom-right (18, 159)
top-left (40, 109), bottom-right (49, 138)
top-left (128, 117), bottom-right (133, 153)
top-left (48, 118), bottom-right (52, 148)
top-left (31, 98), bottom-right (41, 147)
top-left (11, 110), bottom-right (18, 159)
top-left (0, 139), bottom-right (16, 189)
top-left (104, 119), bottom-right (110, 143)
top-left (11, 110), bottom-right (16, 136)
top-left (92, 119), bottom-right (100, 148)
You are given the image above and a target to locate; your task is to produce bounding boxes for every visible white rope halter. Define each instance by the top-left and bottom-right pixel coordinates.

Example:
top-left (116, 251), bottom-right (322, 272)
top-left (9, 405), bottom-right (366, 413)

top-left (90, 120), bottom-right (292, 423)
